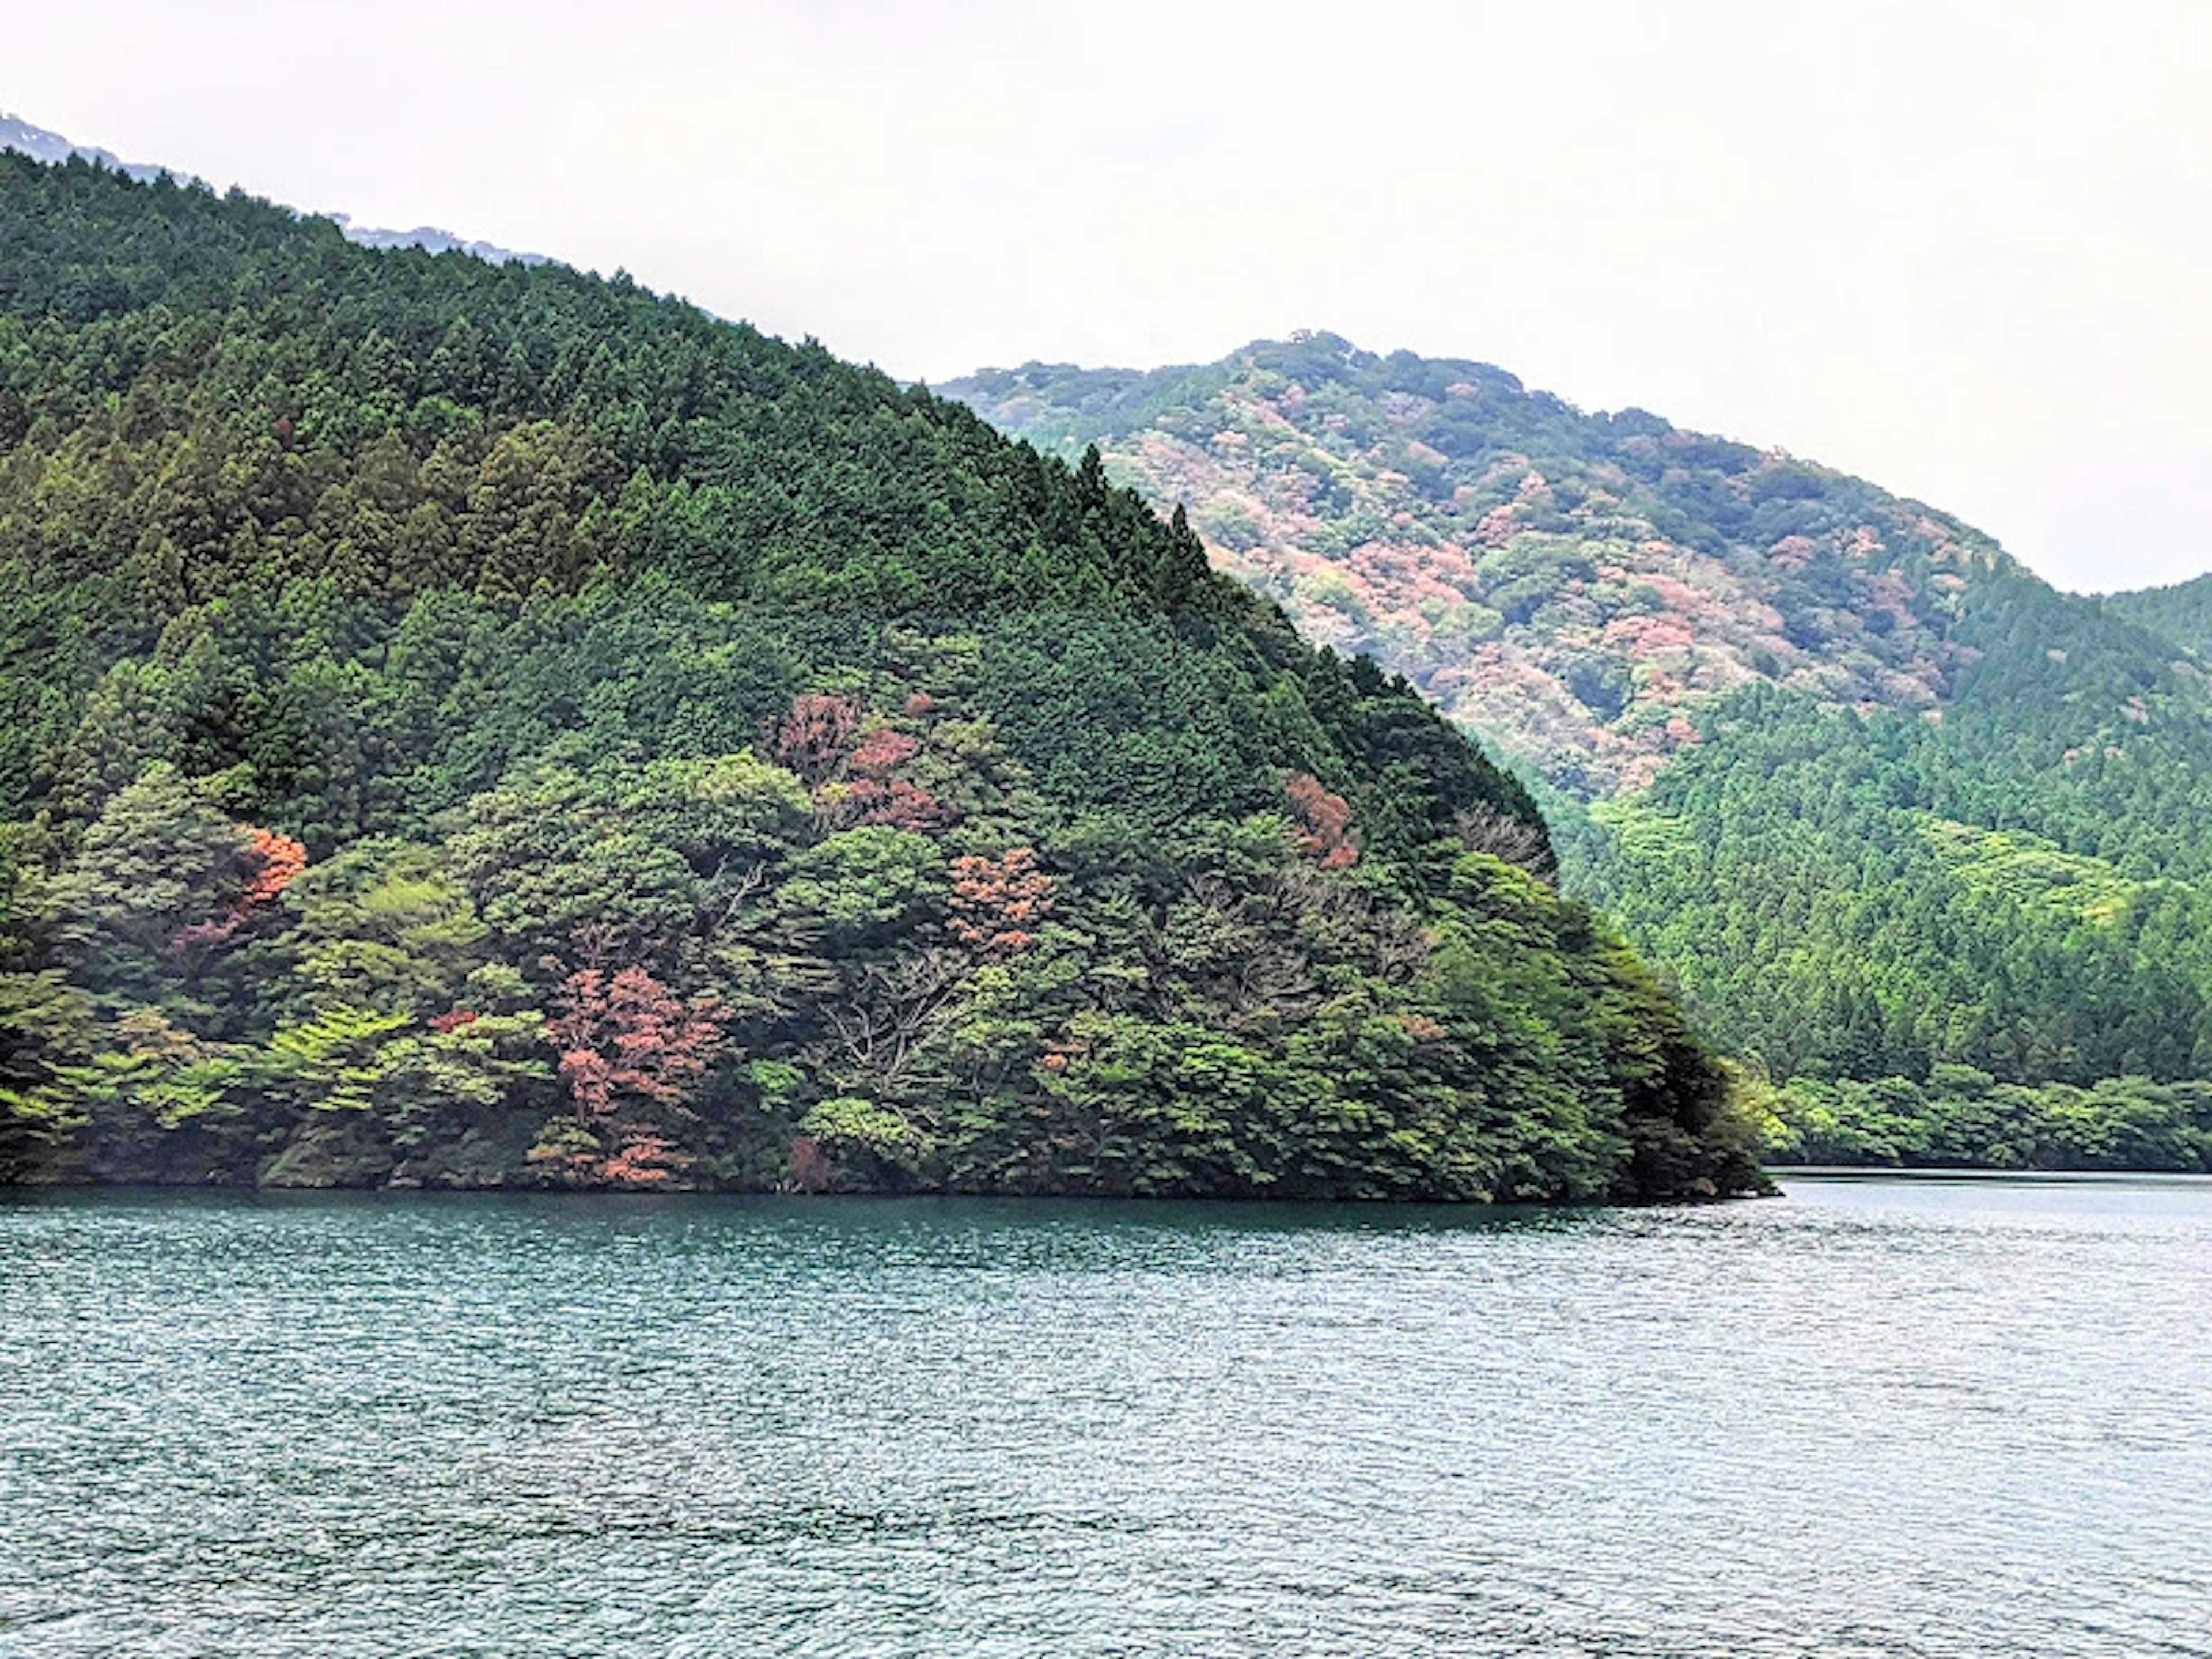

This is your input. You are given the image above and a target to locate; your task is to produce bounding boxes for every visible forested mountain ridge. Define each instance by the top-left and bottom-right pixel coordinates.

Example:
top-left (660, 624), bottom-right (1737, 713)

top-left (0, 154), bottom-right (1762, 1202)
top-left (946, 336), bottom-right (2212, 1171)
top-left (2108, 572), bottom-right (2212, 658)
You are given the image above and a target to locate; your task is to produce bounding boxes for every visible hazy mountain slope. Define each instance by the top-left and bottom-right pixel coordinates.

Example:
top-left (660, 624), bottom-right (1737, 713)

top-left (947, 336), bottom-right (2212, 1168)
top-left (0, 156), bottom-right (1760, 1200)
top-left (0, 113), bottom-right (163, 179)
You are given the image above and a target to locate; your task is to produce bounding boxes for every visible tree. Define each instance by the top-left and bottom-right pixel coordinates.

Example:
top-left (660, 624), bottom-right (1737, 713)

top-left (1285, 774), bottom-right (1358, 870)
top-left (948, 848), bottom-right (1055, 953)
top-left (533, 965), bottom-right (725, 1186)
top-left (45, 764), bottom-right (265, 1002)
top-left (771, 694), bottom-right (859, 788)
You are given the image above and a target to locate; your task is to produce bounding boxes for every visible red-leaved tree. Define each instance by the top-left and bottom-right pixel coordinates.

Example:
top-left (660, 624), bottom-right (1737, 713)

top-left (845, 726), bottom-right (951, 830)
top-left (775, 694), bottom-right (957, 833)
top-left (535, 965), bottom-right (725, 1186)
top-left (169, 824), bottom-right (310, 955)
top-left (1286, 774), bottom-right (1358, 870)
top-left (241, 828), bottom-right (308, 908)
top-left (772, 694), bottom-right (860, 787)
top-left (853, 777), bottom-right (952, 833)
top-left (948, 848), bottom-right (1055, 953)
top-left (849, 729), bottom-right (920, 774)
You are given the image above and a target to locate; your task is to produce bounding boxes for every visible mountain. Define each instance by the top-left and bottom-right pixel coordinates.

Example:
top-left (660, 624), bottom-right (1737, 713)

top-left (0, 112), bottom-right (544, 264)
top-left (945, 334), bottom-right (2005, 798)
top-left (327, 213), bottom-right (546, 266)
top-left (945, 336), bottom-right (2212, 1172)
top-left (0, 154), bottom-right (1762, 1202)
top-left (0, 112), bottom-right (163, 179)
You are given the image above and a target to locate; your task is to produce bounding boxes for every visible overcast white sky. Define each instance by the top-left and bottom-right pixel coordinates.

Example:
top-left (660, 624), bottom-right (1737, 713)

top-left (14, 0), bottom-right (2210, 590)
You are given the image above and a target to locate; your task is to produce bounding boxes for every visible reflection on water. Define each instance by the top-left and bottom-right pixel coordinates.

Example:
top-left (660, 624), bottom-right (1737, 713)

top-left (2, 1177), bottom-right (2208, 1657)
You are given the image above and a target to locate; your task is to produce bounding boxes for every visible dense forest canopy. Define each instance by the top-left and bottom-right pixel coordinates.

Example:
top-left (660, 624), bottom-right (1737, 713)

top-left (0, 155), bottom-right (1762, 1201)
top-left (2108, 572), bottom-right (2212, 658)
top-left (948, 337), bottom-right (2212, 1172)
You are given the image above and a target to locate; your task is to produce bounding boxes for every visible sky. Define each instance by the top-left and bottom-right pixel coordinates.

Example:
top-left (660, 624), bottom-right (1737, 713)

top-left (12, 0), bottom-right (2211, 592)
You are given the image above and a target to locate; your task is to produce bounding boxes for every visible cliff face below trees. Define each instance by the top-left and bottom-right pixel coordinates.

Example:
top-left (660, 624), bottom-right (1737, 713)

top-left (0, 156), bottom-right (1763, 1202)
top-left (947, 338), bottom-right (2212, 1171)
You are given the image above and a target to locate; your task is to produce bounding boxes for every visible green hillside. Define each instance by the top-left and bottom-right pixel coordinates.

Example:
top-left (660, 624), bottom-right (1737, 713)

top-left (0, 156), bottom-right (1762, 1201)
top-left (2109, 572), bottom-right (2212, 657)
top-left (948, 338), bottom-right (2212, 1171)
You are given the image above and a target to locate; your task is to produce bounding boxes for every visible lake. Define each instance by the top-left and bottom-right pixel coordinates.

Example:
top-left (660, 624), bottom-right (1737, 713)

top-left (2, 1176), bottom-right (2207, 1657)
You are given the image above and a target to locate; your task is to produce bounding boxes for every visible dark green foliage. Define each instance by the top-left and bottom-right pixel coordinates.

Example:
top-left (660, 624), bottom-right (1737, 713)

top-left (2108, 571), bottom-right (2212, 658)
top-left (0, 156), bottom-right (1757, 1200)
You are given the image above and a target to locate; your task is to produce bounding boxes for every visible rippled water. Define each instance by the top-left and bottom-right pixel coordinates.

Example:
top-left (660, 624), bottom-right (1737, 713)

top-left (2, 1177), bottom-right (2209, 1658)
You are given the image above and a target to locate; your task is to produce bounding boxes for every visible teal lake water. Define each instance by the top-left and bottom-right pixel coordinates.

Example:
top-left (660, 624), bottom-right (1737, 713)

top-left (2, 1177), bottom-right (2207, 1657)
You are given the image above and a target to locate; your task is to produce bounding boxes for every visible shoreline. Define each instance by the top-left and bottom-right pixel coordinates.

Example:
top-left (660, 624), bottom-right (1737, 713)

top-left (1770, 1164), bottom-right (2212, 1184)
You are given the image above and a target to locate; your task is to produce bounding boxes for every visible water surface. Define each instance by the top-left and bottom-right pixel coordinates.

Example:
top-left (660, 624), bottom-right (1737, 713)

top-left (3, 1177), bottom-right (2207, 1657)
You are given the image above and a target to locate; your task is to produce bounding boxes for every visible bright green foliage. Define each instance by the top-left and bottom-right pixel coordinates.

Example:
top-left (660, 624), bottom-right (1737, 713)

top-left (800, 1096), bottom-right (926, 1175)
top-left (260, 1005), bottom-right (415, 1113)
top-left (0, 155), bottom-right (1759, 1200)
top-left (1767, 1068), bottom-right (2212, 1172)
top-left (1560, 645), bottom-right (2212, 1094)
top-left (286, 841), bottom-right (491, 1014)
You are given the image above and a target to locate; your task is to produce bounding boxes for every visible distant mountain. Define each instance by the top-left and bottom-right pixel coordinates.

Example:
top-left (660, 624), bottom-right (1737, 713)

top-left (0, 111), bottom-right (544, 265)
top-left (325, 214), bottom-right (547, 266)
top-left (947, 334), bottom-right (2010, 797)
top-left (947, 336), bottom-right (2212, 1170)
top-left (0, 113), bottom-right (164, 179)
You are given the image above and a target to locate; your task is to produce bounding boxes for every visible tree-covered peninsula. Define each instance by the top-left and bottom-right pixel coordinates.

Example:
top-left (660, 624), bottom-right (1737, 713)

top-left (0, 156), bottom-right (1762, 1200)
